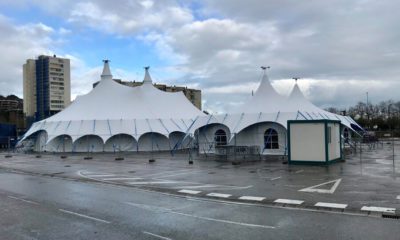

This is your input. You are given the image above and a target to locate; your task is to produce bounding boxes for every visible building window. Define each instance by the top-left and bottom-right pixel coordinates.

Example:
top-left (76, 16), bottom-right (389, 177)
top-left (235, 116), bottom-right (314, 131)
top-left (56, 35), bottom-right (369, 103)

top-left (214, 129), bottom-right (227, 146)
top-left (264, 128), bottom-right (279, 149)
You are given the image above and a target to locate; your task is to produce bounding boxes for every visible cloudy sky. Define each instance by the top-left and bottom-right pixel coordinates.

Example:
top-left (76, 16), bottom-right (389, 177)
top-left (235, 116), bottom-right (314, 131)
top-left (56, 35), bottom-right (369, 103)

top-left (0, 0), bottom-right (399, 113)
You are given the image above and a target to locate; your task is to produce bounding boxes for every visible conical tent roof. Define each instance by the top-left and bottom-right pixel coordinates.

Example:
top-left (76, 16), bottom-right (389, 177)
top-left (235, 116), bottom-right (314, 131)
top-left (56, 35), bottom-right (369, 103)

top-left (233, 70), bottom-right (288, 113)
top-left (22, 61), bottom-right (205, 143)
top-left (216, 70), bottom-right (361, 133)
top-left (47, 63), bottom-right (203, 121)
top-left (286, 83), bottom-right (332, 115)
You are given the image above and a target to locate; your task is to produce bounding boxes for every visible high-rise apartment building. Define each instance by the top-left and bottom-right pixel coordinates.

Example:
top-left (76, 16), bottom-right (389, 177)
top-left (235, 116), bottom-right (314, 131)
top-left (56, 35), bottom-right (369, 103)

top-left (23, 55), bottom-right (71, 123)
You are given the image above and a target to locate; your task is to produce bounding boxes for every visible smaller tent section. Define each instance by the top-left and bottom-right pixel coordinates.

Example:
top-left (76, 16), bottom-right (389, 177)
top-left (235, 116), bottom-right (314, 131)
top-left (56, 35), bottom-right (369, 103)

top-left (191, 68), bottom-right (362, 156)
top-left (20, 61), bottom-right (205, 152)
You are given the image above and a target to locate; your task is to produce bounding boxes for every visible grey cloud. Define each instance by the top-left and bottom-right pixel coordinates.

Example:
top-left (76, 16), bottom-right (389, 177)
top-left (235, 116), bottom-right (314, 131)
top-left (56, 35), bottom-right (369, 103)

top-left (3, 0), bottom-right (400, 113)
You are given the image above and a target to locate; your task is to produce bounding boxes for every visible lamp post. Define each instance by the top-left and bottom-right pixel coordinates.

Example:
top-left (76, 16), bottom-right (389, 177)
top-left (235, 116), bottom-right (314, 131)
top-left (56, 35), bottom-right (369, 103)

top-left (366, 92), bottom-right (369, 130)
top-left (388, 104), bottom-right (395, 166)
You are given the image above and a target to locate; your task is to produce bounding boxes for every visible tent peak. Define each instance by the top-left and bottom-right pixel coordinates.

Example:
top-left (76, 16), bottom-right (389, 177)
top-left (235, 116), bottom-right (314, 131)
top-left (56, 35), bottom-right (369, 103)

top-left (143, 66), bottom-right (152, 84)
top-left (101, 59), bottom-right (113, 81)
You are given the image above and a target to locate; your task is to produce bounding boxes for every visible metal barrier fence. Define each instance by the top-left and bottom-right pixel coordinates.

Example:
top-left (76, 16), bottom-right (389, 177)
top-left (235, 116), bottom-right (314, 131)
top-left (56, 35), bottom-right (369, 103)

top-left (344, 131), bottom-right (398, 170)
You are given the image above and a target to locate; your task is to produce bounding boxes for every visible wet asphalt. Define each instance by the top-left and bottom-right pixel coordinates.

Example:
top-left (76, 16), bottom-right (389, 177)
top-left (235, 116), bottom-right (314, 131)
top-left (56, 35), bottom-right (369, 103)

top-left (0, 142), bottom-right (399, 239)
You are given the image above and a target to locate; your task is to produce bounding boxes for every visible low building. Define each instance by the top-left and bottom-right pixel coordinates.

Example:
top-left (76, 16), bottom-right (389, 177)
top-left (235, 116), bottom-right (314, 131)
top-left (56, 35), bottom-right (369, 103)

top-left (0, 95), bottom-right (25, 147)
top-left (93, 79), bottom-right (202, 110)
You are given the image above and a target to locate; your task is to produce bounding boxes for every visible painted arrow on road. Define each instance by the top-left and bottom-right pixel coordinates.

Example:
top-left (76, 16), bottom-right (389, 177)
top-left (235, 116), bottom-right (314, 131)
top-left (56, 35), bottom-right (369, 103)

top-left (298, 179), bottom-right (342, 194)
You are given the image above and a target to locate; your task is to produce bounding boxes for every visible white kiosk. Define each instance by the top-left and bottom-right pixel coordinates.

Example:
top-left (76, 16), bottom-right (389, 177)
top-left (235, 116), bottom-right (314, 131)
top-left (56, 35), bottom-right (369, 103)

top-left (288, 120), bottom-right (342, 165)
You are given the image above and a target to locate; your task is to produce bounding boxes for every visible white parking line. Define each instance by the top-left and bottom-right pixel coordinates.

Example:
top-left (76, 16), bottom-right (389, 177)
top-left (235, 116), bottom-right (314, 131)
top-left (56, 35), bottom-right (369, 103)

top-left (397, 195), bottom-right (400, 200)
top-left (127, 181), bottom-right (178, 185)
top-left (295, 170), bottom-right (304, 174)
top-left (207, 193), bottom-right (231, 198)
top-left (299, 179), bottom-right (342, 194)
top-left (102, 177), bottom-right (143, 181)
top-left (361, 206), bottom-right (396, 214)
top-left (125, 201), bottom-right (275, 229)
top-left (179, 184), bottom-right (253, 190)
top-left (143, 231), bottom-right (172, 240)
top-left (86, 174), bottom-right (116, 177)
top-left (8, 195), bottom-right (39, 205)
top-left (270, 177), bottom-right (282, 181)
top-left (59, 209), bottom-right (111, 224)
top-left (154, 171), bottom-right (199, 179)
top-left (315, 202), bottom-right (347, 209)
top-left (170, 211), bottom-right (275, 229)
top-left (138, 170), bottom-right (194, 178)
top-left (178, 189), bottom-right (201, 195)
top-left (239, 196), bottom-right (265, 202)
top-left (274, 199), bottom-right (304, 205)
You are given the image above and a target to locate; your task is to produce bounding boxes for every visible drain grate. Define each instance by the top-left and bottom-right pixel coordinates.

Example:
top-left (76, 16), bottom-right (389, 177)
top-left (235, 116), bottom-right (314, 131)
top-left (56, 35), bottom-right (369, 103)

top-left (382, 214), bottom-right (400, 220)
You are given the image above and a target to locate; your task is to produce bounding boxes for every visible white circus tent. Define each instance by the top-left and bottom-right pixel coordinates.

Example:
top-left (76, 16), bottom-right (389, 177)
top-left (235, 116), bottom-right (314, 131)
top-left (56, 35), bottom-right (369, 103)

top-left (20, 61), bottom-right (205, 152)
top-left (191, 69), bottom-right (362, 155)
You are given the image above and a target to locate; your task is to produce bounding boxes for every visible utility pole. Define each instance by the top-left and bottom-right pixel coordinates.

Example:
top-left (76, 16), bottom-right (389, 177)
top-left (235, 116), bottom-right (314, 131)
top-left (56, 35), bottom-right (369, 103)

top-left (366, 92), bottom-right (369, 130)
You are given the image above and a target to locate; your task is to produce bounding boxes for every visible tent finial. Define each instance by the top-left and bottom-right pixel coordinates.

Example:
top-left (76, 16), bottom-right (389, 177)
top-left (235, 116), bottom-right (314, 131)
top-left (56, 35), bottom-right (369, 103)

top-left (143, 66), bottom-right (152, 84)
top-left (101, 59), bottom-right (112, 80)
top-left (261, 66), bottom-right (270, 71)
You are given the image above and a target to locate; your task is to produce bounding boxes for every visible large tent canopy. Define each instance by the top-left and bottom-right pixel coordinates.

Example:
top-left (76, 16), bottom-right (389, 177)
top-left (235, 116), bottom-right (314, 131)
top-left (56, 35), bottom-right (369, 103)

top-left (21, 61), bottom-right (205, 147)
top-left (21, 63), bottom-right (362, 153)
top-left (190, 69), bottom-right (361, 137)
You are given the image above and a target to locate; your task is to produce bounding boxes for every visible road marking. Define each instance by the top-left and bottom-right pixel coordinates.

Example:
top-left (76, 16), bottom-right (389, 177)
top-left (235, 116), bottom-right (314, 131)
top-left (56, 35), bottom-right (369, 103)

top-left (239, 196), bottom-right (265, 201)
top-left (361, 206), bottom-right (396, 214)
top-left (153, 171), bottom-right (199, 179)
top-left (274, 199), bottom-right (304, 205)
top-left (138, 170), bottom-right (194, 178)
top-left (102, 177), bottom-right (143, 181)
top-left (178, 189), bottom-right (201, 195)
top-left (315, 202), bottom-right (347, 209)
top-left (299, 179), bottom-right (342, 194)
top-left (8, 195), bottom-right (39, 205)
top-left (397, 195), bottom-right (400, 200)
top-left (143, 231), bottom-right (172, 240)
top-left (178, 184), bottom-right (218, 189)
top-left (295, 170), bottom-right (304, 174)
top-left (85, 174), bottom-right (115, 177)
top-left (179, 185), bottom-right (253, 190)
top-left (127, 181), bottom-right (178, 185)
top-left (125, 202), bottom-right (172, 212)
top-left (270, 176), bottom-right (282, 181)
top-left (125, 201), bottom-right (275, 229)
top-left (59, 209), bottom-right (111, 224)
top-left (207, 193), bottom-right (231, 198)
top-left (170, 211), bottom-right (275, 229)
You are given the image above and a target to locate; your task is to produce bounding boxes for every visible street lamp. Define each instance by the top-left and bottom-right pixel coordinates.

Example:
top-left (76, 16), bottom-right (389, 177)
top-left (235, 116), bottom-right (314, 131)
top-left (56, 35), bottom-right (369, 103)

top-left (388, 104), bottom-right (395, 165)
top-left (366, 92), bottom-right (369, 130)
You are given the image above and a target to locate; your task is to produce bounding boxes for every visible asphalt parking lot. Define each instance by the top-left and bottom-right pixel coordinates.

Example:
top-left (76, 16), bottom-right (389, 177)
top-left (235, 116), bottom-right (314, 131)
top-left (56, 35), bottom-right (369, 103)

top-left (1, 141), bottom-right (399, 215)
